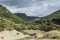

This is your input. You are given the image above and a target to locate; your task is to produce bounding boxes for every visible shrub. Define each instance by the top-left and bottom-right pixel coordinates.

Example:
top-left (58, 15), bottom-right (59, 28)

top-left (43, 30), bottom-right (60, 39)
top-left (39, 24), bottom-right (53, 32)
top-left (29, 33), bottom-right (36, 36)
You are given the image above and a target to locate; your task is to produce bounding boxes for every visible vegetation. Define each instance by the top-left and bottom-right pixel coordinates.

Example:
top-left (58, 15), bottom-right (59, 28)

top-left (0, 5), bottom-right (60, 32)
top-left (30, 10), bottom-right (60, 32)
top-left (43, 30), bottom-right (60, 39)
top-left (0, 5), bottom-right (25, 31)
top-left (0, 5), bottom-right (24, 24)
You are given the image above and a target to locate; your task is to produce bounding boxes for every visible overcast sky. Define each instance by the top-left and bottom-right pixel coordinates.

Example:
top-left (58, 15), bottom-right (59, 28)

top-left (0, 0), bottom-right (60, 17)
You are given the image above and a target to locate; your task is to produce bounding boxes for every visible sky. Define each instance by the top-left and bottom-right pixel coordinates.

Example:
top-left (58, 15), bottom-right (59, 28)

top-left (0, 0), bottom-right (60, 17)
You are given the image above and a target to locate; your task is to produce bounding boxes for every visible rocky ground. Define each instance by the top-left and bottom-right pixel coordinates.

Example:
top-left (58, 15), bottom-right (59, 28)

top-left (0, 30), bottom-right (25, 40)
top-left (0, 30), bottom-right (60, 40)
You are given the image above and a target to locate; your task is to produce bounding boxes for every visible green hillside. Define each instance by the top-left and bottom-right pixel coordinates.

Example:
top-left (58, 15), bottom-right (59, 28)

top-left (0, 5), bottom-right (60, 32)
top-left (0, 5), bottom-right (24, 24)
top-left (40, 10), bottom-right (60, 24)
top-left (41, 10), bottom-right (60, 20)
top-left (0, 5), bottom-right (25, 31)
top-left (32, 10), bottom-right (60, 32)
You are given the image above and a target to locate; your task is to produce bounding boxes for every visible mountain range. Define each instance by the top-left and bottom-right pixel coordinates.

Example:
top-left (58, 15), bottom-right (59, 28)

top-left (0, 5), bottom-right (60, 32)
top-left (14, 13), bottom-right (40, 21)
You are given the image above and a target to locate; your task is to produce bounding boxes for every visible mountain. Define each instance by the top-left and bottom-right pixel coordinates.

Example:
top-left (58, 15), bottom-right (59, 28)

top-left (34, 10), bottom-right (60, 23)
top-left (0, 5), bottom-right (60, 32)
top-left (0, 5), bottom-right (24, 24)
top-left (32, 10), bottom-right (60, 32)
top-left (0, 5), bottom-right (41, 31)
top-left (14, 10), bottom-right (60, 31)
top-left (14, 13), bottom-right (40, 21)
top-left (40, 10), bottom-right (60, 25)
top-left (41, 10), bottom-right (60, 20)
top-left (0, 5), bottom-right (25, 31)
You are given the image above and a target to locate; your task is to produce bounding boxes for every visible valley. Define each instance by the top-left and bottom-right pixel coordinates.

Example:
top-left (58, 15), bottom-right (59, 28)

top-left (0, 5), bottom-right (60, 40)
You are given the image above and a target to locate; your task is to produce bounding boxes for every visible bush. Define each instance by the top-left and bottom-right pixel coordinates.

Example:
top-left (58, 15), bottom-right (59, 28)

top-left (39, 24), bottom-right (53, 32)
top-left (43, 30), bottom-right (60, 39)
top-left (52, 18), bottom-right (60, 25)
top-left (29, 33), bottom-right (36, 36)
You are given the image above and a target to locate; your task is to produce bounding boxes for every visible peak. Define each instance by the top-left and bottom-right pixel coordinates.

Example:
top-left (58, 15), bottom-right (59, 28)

top-left (41, 9), bottom-right (60, 20)
top-left (53, 10), bottom-right (60, 13)
top-left (52, 10), bottom-right (60, 15)
top-left (0, 5), bottom-right (5, 8)
top-left (0, 5), bottom-right (6, 10)
top-left (0, 5), bottom-right (3, 7)
top-left (56, 10), bottom-right (60, 12)
top-left (0, 5), bottom-right (10, 14)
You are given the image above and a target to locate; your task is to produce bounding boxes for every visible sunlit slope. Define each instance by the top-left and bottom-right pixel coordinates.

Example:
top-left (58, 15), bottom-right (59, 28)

top-left (0, 5), bottom-right (24, 24)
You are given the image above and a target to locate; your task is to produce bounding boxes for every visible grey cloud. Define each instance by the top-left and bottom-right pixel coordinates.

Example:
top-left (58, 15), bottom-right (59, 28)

top-left (0, 0), bottom-right (60, 17)
top-left (0, 0), bottom-right (44, 8)
top-left (1, 0), bottom-right (34, 8)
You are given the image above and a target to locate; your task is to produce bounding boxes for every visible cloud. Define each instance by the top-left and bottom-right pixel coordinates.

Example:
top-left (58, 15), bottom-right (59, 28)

top-left (0, 0), bottom-right (34, 8)
top-left (0, 0), bottom-right (60, 17)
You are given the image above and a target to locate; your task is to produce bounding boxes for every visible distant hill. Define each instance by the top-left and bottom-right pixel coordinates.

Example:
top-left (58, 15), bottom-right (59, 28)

top-left (44, 10), bottom-right (60, 25)
top-left (32, 10), bottom-right (60, 31)
top-left (0, 5), bottom-right (60, 32)
top-left (39, 10), bottom-right (60, 25)
top-left (34, 10), bottom-right (60, 23)
top-left (14, 13), bottom-right (40, 21)
top-left (41, 10), bottom-right (60, 20)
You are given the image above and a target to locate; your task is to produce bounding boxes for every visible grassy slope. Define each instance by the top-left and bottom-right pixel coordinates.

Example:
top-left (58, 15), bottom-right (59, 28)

top-left (0, 5), bottom-right (25, 31)
top-left (41, 10), bottom-right (60, 20)
top-left (0, 5), bottom-right (60, 32)
top-left (31, 10), bottom-right (60, 31)
top-left (0, 5), bottom-right (24, 24)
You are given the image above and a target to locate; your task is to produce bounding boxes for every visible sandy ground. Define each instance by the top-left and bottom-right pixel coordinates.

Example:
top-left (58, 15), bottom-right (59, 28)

top-left (23, 30), bottom-right (45, 38)
top-left (0, 30), bottom-right (45, 40)
top-left (0, 30), bottom-right (60, 40)
top-left (0, 30), bottom-right (25, 40)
